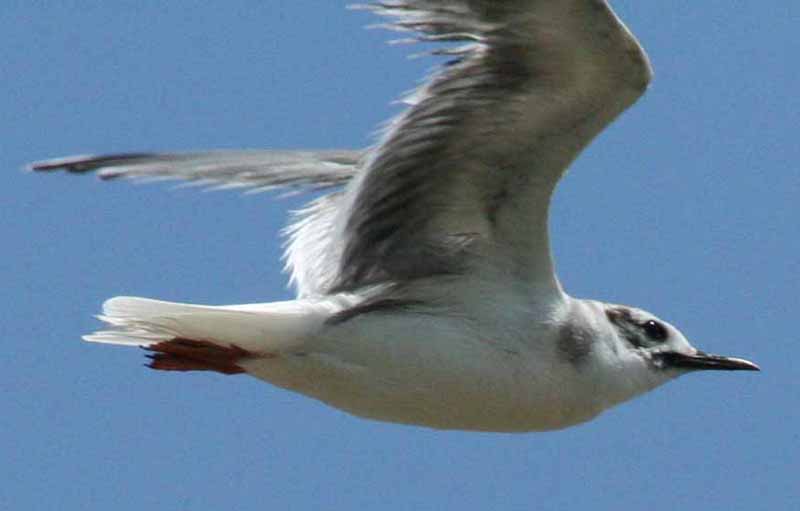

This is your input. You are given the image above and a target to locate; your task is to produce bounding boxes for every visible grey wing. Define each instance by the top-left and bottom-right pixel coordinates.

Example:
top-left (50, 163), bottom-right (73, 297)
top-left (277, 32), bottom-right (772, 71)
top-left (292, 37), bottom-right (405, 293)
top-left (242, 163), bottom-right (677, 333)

top-left (30, 149), bottom-right (362, 297)
top-left (334, 0), bottom-right (652, 297)
top-left (30, 150), bottom-right (362, 192)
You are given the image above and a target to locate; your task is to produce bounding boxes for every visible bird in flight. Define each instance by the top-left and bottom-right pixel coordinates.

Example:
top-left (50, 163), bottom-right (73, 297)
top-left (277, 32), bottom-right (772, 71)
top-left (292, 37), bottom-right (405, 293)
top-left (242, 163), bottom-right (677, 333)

top-left (32, 1), bottom-right (758, 432)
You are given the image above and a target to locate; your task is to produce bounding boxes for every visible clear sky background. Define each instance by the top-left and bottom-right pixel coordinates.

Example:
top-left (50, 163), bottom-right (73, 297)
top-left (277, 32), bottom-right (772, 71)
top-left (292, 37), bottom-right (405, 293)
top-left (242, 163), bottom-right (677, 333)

top-left (3, 2), bottom-right (798, 510)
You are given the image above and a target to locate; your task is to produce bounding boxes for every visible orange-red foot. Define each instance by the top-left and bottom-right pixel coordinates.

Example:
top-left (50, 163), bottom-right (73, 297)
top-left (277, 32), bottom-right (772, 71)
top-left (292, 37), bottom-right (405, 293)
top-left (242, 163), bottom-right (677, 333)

top-left (144, 338), bottom-right (259, 375)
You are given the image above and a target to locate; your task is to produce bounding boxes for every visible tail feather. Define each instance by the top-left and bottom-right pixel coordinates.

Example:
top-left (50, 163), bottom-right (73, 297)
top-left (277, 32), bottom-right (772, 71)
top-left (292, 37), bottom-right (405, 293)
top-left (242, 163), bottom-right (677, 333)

top-left (84, 296), bottom-right (344, 353)
top-left (85, 297), bottom-right (266, 349)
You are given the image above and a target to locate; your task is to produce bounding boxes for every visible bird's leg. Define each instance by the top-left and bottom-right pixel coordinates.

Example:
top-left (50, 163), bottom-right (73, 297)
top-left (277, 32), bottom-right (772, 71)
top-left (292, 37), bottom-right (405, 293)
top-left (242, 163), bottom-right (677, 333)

top-left (143, 338), bottom-right (267, 375)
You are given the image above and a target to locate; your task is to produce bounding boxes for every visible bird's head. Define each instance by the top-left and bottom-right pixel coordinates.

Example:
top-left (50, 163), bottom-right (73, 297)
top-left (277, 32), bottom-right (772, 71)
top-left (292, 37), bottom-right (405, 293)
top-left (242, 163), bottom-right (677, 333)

top-left (604, 305), bottom-right (759, 377)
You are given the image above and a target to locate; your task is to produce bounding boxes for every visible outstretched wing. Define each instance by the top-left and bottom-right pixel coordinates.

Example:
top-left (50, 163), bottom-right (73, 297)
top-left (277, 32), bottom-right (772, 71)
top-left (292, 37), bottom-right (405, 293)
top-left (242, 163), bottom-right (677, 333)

top-left (30, 150), bottom-right (362, 192)
top-left (333, 0), bottom-right (652, 296)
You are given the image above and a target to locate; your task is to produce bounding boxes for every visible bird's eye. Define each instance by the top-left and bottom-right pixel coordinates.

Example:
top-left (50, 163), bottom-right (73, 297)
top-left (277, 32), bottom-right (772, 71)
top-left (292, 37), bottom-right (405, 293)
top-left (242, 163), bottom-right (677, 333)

top-left (642, 320), bottom-right (668, 342)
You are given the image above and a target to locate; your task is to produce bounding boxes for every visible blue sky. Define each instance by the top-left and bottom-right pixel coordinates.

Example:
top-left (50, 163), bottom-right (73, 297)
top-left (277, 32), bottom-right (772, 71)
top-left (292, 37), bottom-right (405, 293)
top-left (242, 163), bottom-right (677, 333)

top-left (3, 2), bottom-right (798, 509)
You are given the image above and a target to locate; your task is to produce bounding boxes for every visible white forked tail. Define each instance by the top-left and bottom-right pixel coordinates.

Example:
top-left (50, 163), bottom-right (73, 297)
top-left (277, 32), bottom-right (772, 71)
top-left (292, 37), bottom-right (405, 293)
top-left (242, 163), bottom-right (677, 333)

top-left (85, 296), bottom-right (347, 373)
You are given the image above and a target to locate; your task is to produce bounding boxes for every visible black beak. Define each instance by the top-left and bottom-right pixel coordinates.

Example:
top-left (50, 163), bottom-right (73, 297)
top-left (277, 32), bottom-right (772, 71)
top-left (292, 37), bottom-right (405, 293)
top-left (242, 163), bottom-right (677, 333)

top-left (656, 350), bottom-right (760, 371)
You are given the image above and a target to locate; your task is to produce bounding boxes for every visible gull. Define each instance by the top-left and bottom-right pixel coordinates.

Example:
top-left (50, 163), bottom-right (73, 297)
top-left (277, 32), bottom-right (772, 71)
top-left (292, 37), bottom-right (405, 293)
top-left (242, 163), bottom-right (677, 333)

top-left (31, 1), bottom-right (758, 432)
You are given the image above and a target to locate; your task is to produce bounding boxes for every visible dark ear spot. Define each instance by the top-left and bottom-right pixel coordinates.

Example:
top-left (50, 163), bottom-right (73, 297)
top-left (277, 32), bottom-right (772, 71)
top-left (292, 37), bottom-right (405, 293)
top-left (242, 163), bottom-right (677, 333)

top-left (557, 321), bottom-right (592, 365)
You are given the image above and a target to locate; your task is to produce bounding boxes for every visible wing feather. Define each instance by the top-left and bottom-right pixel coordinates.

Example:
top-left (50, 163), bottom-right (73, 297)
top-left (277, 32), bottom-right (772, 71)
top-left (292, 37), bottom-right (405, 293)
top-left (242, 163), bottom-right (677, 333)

top-left (31, 2), bottom-right (651, 301)
top-left (333, 0), bottom-right (652, 295)
top-left (30, 150), bottom-right (362, 192)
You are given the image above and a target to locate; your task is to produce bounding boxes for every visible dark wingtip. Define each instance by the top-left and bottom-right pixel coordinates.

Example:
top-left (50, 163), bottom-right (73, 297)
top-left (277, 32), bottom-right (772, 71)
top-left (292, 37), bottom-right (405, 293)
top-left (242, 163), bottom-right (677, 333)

top-left (28, 154), bottom-right (102, 173)
top-left (27, 153), bottom-right (158, 176)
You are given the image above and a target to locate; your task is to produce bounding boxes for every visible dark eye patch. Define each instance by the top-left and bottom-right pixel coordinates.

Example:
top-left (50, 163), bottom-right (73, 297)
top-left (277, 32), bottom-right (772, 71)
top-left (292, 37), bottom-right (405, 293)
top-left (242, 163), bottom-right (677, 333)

top-left (605, 307), bottom-right (667, 348)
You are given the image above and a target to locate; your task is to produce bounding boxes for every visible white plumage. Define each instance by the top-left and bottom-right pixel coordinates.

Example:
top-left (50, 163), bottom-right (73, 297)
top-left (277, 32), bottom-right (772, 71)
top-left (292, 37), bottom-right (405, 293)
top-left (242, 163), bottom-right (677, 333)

top-left (32, 0), bottom-right (757, 432)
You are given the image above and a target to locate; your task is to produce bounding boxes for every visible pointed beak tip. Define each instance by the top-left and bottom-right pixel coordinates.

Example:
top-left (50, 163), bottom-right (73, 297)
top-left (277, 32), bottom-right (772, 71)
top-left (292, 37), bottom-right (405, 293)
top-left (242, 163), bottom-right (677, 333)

top-left (658, 351), bottom-right (760, 372)
top-left (702, 353), bottom-right (761, 372)
top-left (738, 359), bottom-right (761, 372)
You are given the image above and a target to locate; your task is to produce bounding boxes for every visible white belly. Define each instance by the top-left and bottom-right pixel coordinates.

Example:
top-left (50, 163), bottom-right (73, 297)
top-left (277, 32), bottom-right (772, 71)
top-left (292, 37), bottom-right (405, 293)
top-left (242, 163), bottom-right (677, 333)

top-left (240, 312), bottom-right (605, 432)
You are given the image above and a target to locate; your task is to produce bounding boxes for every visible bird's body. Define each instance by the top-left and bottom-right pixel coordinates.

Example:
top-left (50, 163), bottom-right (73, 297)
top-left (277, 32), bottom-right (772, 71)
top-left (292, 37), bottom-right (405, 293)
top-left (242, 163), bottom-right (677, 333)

top-left (32, 0), bottom-right (758, 432)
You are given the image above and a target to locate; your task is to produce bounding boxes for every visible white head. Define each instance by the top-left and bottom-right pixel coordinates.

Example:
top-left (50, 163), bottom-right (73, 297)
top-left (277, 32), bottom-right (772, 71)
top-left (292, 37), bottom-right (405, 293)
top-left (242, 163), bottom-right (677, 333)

top-left (605, 305), bottom-right (757, 369)
top-left (567, 303), bottom-right (759, 414)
